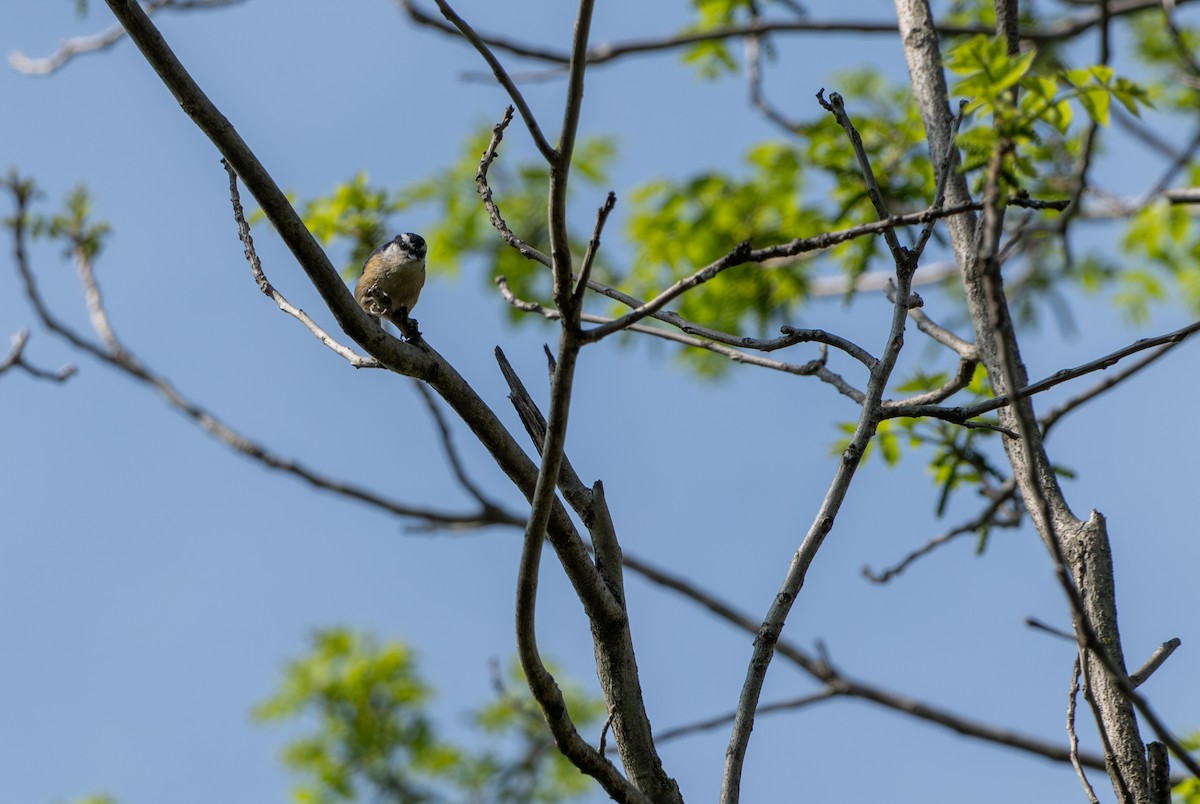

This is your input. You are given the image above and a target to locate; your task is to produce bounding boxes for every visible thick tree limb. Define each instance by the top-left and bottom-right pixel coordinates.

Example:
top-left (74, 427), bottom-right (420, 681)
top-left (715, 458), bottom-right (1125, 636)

top-left (894, 0), bottom-right (1200, 796)
top-left (100, 0), bottom-right (621, 680)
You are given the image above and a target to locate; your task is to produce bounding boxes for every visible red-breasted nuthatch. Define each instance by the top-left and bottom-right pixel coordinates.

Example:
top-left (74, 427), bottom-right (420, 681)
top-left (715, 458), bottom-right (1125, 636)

top-left (355, 232), bottom-right (427, 338)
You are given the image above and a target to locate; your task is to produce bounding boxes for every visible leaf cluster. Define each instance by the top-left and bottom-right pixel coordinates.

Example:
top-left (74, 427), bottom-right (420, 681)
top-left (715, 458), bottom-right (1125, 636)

top-left (253, 628), bottom-right (601, 804)
top-left (620, 72), bottom-right (934, 376)
top-left (946, 35), bottom-right (1149, 186)
top-left (1118, 169), bottom-right (1200, 323)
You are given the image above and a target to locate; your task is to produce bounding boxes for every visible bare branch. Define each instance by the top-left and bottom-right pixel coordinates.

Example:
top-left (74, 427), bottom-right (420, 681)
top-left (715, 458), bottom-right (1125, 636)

top-left (890, 317), bottom-right (1200, 423)
top-left (618, 548), bottom-right (1121, 775)
top-left (222, 160), bottom-right (380, 368)
top-left (103, 0), bottom-right (615, 632)
top-left (395, 0), bottom-right (1198, 68)
top-left (861, 481), bottom-right (1019, 583)
top-left (885, 358), bottom-right (977, 409)
top-left (581, 198), bottom-right (1058, 345)
top-left (807, 260), bottom-right (958, 296)
top-left (648, 690), bottom-right (838, 747)
top-left (429, 0), bottom-right (555, 162)
top-left (911, 99), bottom-right (969, 263)
top-left (492, 346), bottom-right (589, 517)
top-left (491, 2), bottom-right (679, 798)
top-left (897, 0), bottom-right (1200, 789)
top-left (817, 89), bottom-right (908, 266)
top-left (742, 4), bottom-right (802, 134)
top-left (1068, 658), bottom-right (1102, 804)
top-left (578, 241), bottom-right (770, 342)
top-left (570, 191), bottom-right (616, 310)
top-left (0, 329), bottom-right (76, 383)
top-left (1165, 186), bottom-right (1200, 204)
top-left (1129, 639), bottom-right (1182, 689)
top-left (497, 277), bottom-right (866, 398)
top-left (1038, 342), bottom-right (1180, 436)
top-left (721, 96), bottom-right (924, 802)
top-left (4, 179), bottom-right (512, 533)
top-left (411, 379), bottom-right (515, 519)
top-left (1148, 742), bottom-right (1172, 804)
top-left (581, 272), bottom-right (878, 370)
top-left (8, 0), bottom-right (245, 76)
top-left (475, 106), bottom-right (552, 268)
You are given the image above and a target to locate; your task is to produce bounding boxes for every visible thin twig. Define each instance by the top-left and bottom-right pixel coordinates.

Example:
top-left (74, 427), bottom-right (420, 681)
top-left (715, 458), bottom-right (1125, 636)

top-left (0, 329), bottom-right (76, 382)
top-left (912, 100), bottom-right (969, 262)
top-left (475, 106), bottom-right (552, 268)
top-left (646, 689), bottom-right (838, 747)
top-left (1027, 617), bottom-right (1075, 642)
top-left (617, 548), bottom-right (1123, 776)
top-left (817, 89), bottom-right (908, 267)
top-left (8, 0), bottom-right (246, 75)
top-left (890, 318), bottom-right (1200, 423)
top-left (1068, 657), bottom-right (1102, 804)
top-left (581, 194), bottom-right (1066, 346)
top-left (430, 0), bottom-right (555, 162)
top-left (861, 481), bottom-right (1019, 583)
top-left (222, 160), bottom-right (380, 368)
top-left (496, 276), bottom-right (836, 379)
top-left (720, 95), bottom-right (923, 804)
top-left (742, 4), bottom-right (802, 134)
top-left (571, 192), bottom-right (616, 310)
top-left (5, 179), bottom-right (513, 532)
top-left (884, 357), bottom-right (976, 409)
top-left (412, 380), bottom-right (512, 517)
top-left (1039, 342), bottom-right (1179, 436)
top-left (581, 273), bottom-right (878, 368)
top-left (395, 0), bottom-right (1198, 67)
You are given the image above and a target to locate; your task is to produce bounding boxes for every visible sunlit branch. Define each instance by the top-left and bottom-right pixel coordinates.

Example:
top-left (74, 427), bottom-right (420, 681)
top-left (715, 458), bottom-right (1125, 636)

top-left (1129, 639), bottom-right (1182, 689)
top-left (0, 329), bottom-right (76, 383)
top-left (8, 0), bottom-right (246, 76)
top-left (222, 161), bottom-right (380, 369)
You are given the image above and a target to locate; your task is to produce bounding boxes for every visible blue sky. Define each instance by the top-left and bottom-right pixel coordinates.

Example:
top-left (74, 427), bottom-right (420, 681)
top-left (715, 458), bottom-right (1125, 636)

top-left (3, 1), bottom-right (1198, 802)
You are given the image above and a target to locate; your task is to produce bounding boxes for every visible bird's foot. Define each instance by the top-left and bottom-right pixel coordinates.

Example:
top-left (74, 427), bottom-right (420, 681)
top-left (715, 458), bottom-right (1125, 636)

top-left (390, 306), bottom-right (422, 343)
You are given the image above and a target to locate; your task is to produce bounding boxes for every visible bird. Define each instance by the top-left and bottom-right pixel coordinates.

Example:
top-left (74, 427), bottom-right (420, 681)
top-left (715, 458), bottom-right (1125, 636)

top-left (354, 232), bottom-right (427, 340)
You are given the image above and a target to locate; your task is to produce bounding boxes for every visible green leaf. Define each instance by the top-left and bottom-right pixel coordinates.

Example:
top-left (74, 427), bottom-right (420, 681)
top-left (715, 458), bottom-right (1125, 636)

top-left (256, 629), bottom-right (601, 803)
top-left (1074, 84), bottom-right (1111, 126)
